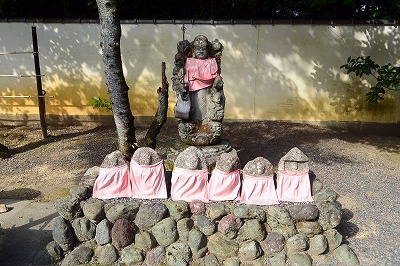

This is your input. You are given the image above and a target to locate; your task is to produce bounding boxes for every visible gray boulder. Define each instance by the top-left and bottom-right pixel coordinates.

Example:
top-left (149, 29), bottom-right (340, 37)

top-left (239, 240), bottom-right (262, 261)
top-left (174, 146), bottom-right (208, 170)
top-left (286, 234), bottom-right (309, 252)
top-left (94, 244), bottom-right (118, 265)
top-left (261, 232), bottom-right (285, 256)
top-left (177, 217), bottom-right (194, 242)
top-left (287, 252), bottom-right (312, 266)
top-left (82, 197), bottom-right (105, 224)
top-left (243, 157), bottom-right (274, 176)
top-left (144, 246), bottom-right (166, 266)
top-left (318, 201), bottom-right (342, 230)
top-left (121, 245), bottom-right (144, 265)
top-left (237, 219), bottom-right (266, 242)
top-left (152, 217), bottom-right (178, 247)
top-left (164, 200), bottom-right (190, 221)
top-left (95, 219), bottom-right (112, 245)
top-left (166, 242), bottom-right (192, 266)
top-left (332, 244), bottom-right (360, 266)
top-left (233, 205), bottom-right (266, 222)
top-left (218, 214), bottom-right (242, 239)
top-left (71, 217), bottom-right (96, 242)
top-left (193, 215), bottom-right (216, 236)
top-left (215, 150), bottom-right (240, 173)
top-left (135, 230), bottom-right (156, 251)
top-left (288, 204), bottom-right (319, 221)
top-left (132, 147), bottom-right (162, 165)
top-left (188, 229), bottom-right (208, 259)
top-left (135, 202), bottom-right (168, 230)
top-left (308, 234), bottom-right (328, 256)
top-left (100, 150), bottom-right (128, 168)
top-left (52, 216), bottom-right (75, 251)
top-left (324, 229), bottom-right (343, 251)
top-left (205, 203), bottom-right (227, 221)
top-left (296, 221), bottom-right (322, 237)
top-left (105, 201), bottom-right (140, 223)
top-left (53, 197), bottom-right (82, 221)
top-left (207, 232), bottom-right (239, 259)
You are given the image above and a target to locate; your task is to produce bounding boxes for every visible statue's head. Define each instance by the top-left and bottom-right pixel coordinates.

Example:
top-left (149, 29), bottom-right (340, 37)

top-left (193, 35), bottom-right (209, 59)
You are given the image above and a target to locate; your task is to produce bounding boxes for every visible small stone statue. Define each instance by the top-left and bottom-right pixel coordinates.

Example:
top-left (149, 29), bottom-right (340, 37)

top-left (172, 35), bottom-right (225, 146)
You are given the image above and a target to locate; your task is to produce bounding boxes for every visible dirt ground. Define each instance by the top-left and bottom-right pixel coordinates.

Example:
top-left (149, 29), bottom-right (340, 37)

top-left (0, 119), bottom-right (399, 265)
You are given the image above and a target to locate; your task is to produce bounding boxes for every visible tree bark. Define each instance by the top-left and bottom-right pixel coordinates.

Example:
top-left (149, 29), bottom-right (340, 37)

top-left (96, 0), bottom-right (136, 158)
top-left (144, 62), bottom-right (169, 149)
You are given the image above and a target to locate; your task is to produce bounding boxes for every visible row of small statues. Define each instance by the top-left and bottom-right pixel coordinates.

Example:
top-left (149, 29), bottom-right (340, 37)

top-left (93, 146), bottom-right (313, 205)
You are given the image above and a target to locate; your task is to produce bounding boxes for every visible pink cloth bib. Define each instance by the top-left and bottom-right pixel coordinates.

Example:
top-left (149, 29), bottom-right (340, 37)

top-left (276, 170), bottom-right (313, 202)
top-left (208, 169), bottom-right (241, 201)
top-left (240, 174), bottom-right (279, 205)
top-left (171, 167), bottom-right (209, 202)
top-left (92, 165), bottom-right (132, 199)
top-left (186, 58), bottom-right (218, 92)
top-left (129, 160), bottom-right (167, 200)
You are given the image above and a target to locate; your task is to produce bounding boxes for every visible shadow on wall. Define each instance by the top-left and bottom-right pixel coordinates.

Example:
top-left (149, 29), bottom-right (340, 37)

top-left (0, 23), bottom-right (399, 123)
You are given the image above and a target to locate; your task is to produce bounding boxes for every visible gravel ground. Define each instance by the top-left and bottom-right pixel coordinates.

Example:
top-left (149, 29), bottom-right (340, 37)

top-left (0, 119), bottom-right (399, 265)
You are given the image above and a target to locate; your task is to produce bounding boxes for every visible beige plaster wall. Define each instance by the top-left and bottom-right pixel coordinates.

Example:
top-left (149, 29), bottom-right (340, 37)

top-left (0, 23), bottom-right (399, 123)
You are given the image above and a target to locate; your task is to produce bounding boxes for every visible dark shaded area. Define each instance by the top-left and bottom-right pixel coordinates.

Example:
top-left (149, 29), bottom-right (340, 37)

top-left (0, 188), bottom-right (41, 200)
top-left (0, 0), bottom-right (399, 20)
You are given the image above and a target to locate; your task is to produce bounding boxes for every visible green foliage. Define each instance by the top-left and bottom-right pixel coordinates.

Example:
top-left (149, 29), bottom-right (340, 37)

top-left (340, 56), bottom-right (400, 105)
top-left (87, 96), bottom-right (113, 112)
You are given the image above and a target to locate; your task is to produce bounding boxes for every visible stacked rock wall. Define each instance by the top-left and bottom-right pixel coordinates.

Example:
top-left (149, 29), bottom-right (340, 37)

top-left (49, 166), bottom-right (359, 266)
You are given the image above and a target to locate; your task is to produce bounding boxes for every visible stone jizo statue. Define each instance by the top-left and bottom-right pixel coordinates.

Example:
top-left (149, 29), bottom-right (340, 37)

top-left (172, 35), bottom-right (225, 146)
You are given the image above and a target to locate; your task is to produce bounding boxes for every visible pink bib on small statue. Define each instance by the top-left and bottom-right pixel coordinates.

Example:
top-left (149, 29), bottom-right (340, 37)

top-left (171, 167), bottom-right (209, 202)
top-left (208, 169), bottom-right (241, 201)
top-left (186, 58), bottom-right (218, 91)
top-left (276, 170), bottom-right (313, 202)
top-left (92, 165), bottom-right (132, 199)
top-left (129, 160), bottom-right (167, 200)
top-left (240, 174), bottom-right (279, 205)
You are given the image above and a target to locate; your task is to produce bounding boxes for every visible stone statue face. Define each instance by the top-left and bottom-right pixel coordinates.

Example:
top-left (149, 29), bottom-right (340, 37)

top-left (193, 36), bottom-right (209, 59)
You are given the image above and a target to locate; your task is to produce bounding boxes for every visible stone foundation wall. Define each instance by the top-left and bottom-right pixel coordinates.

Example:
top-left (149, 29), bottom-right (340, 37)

top-left (49, 167), bottom-right (359, 266)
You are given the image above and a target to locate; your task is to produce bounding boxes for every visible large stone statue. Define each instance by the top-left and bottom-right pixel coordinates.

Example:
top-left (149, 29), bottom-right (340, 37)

top-left (172, 35), bottom-right (225, 146)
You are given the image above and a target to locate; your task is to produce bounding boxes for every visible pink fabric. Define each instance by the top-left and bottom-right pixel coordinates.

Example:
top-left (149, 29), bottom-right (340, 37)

top-left (186, 58), bottom-right (218, 91)
top-left (92, 165), bottom-right (132, 199)
top-left (171, 167), bottom-right (209, 202)
top-left (240, 174), bottom-right (279, 205)
top-left (208, 169), bottom-right (241, 201)
top-left (276, 170), bottom-right (313, 202)
top-left (129, 160), bottom-right (167, 199)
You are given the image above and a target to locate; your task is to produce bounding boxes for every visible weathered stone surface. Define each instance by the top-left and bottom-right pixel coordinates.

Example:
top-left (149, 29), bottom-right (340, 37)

top-left (201, 254), bottom-right (220, 266)
top-left (52, 216), bottom-right (75, 251)
top-left (132, 147), bottom-right (162, 165)
top-left (135, 230), bottom-right (156, 251)
top-left (164, 200), bottom-right (190, 221)
top-left (223, 257), bottom-right (241, 266)
top-left (174, 146), bottom-right (208, 170)
top-left (80, 166), bottom-right (99, 187)
top-left (69, 245), bottom-right (93, 264)
top-left (207, 232), bottom-right (239, 259)
top-left (233, 205), bottom-right (266, 222)
top-left (215, 150), bottom-right (241, 173)
top-left (95, 219), bottom-right (112, 245)
top-left (95, 244), bottom-right (118, 265)
top-left (152, 217), bottom-right (178, 247)
top-left (105, 201), bottom-right (140, 223)
top-left (324, 229), bottom-right (343, 251)
top-left (287, 252), bottom-right (312, 266)
top-left (314, 187), bottom-right (338, 203)
top-left (82, 197), bottom-right (105, 224)
top-left (190, 200), bottom-right (206, 215)
top-left (121, 245), bottom-right (144, 265)
top-left (135, 202), bottom-right (168, 230)
top-left (111, 218), bottom-right (136, 249)
top-left (69, 185), bottom-right (91, 200)
top-left (261, 232), bottom-right (285, 256)
top-left (166, 242), bottom-right (192, 266)
top-left (100, 150), bottom-right (128, 168)
top-left (286, 234), bottom-right (309, 252)
top-left (277, 147), bottom-right (309, 173)
top-left (237, 219), bottom-right (266, 242)
top-left (312, 178), bottom-right (323, 195)
top-left (53, 197), bottom-right (83, 221)
top-left (266, 206), bottom-right (297, 239)
top-left (239, 240), bottom-right (262, 261)
top-left (332, 244), bottom-right (360, 266)
top-left (218, 214), bottom-right (242, 239)
top-left (308, 234), bottom-right (328, 256)
top-left (46, 241), bottom-right (63, 263)
top-left (288, 204), bottom-right (319, 221)
top-left (296, 221), bottom-right (322, 237)
top-left (267, 253), bottom-right (286, 266)
top-left (206, 203), bottom-right (227, 221)
top-left (193, 215), bottom-right (216, 236)
top-left (144, 246), bottom-right (166, 266)
top-left (243, 157), bottom-right (274, 176)
top-left (188, 229), bottom-right (208, 259)
top-left (177, 217), bottom-right (194, 242)
top-left (60, 253), bottom-right (80, 266)
top-left (71, 217), bottom-right (96, 242)
top-left (317, 202), bottom-right (342, 230)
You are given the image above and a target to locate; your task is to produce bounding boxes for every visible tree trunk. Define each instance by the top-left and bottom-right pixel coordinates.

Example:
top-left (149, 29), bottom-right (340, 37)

top-left (96, 0), bottom-right (136, 158)
top-left (145, 62), bottom-right (169, 149)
